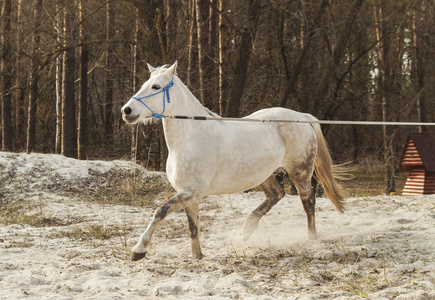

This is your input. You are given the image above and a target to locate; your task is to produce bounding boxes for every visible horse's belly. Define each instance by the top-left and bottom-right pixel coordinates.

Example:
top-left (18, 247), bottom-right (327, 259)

top-left (205, 150), bottom-right (283, 195)
top-left (205, 170), bottom-right (276, 195)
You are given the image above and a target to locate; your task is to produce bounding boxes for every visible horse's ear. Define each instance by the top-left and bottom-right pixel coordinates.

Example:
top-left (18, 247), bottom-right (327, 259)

top-left (147, 63), bottom-right (158, 73)
top-left (165, 61), bottom-right (178, 77)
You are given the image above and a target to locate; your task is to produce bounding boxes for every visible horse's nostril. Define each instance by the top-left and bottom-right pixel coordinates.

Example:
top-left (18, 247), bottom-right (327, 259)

top-left (124, 107), bottom-right (132, 115)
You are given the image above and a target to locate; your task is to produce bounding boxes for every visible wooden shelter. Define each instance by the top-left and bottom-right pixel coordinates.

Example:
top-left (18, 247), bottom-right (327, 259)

top-left (400, 133), bottom-right (435, 195)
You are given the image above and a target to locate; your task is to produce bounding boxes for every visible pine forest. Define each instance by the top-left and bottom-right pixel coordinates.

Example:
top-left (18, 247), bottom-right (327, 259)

top-left (1, 0), bottom-right (434, 194)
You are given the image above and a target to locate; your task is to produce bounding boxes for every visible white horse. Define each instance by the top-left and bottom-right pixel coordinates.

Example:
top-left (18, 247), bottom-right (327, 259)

top-left (121, 62), bottom-right (345, 261)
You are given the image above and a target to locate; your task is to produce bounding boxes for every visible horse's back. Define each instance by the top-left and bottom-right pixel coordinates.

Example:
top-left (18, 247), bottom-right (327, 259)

top-left (244, 107), bottom-right (309, 122)
top-left (245, 108), bottom-right (317, 149)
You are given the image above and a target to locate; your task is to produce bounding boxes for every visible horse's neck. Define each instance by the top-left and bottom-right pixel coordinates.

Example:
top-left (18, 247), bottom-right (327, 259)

top-left (171, 78), bottom-right (210, 116)
top-left (162, 78), bottom-right (211, 150)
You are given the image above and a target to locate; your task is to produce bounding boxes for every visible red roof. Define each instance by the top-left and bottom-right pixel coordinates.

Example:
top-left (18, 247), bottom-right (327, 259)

top-left (403, 133), bottom-right (435, 172)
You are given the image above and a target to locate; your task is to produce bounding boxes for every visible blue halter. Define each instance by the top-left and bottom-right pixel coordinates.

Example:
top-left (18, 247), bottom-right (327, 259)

top-left (131, 77), bottom-right (174, 119)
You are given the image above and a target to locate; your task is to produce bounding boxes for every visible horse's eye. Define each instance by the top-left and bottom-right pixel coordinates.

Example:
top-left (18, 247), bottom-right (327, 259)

top-left (152, 84), bottom-right (161, 90)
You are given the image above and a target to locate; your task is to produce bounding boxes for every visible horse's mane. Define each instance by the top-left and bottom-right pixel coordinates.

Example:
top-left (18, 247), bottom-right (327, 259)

top-left (178, 80), bottom-right (221, 118)
top-left (205, 108), bottom-right (221, 118)
top-left (150, 64), bottom-right (177, 76)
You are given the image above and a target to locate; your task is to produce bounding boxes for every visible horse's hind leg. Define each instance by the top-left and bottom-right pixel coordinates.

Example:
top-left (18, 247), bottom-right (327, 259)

top-left (185, 203), bottom-right (204, 259)
top-left (301, 186), bottom-right (317, 240)
top-left (289, 170), bottom-right (317, 240)
top-left (242, 174), bottom-right (285, 241)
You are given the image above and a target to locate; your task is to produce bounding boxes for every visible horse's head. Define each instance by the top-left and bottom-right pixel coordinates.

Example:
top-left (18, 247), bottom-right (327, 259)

top-left (121, 61), bottom-right (178, 124)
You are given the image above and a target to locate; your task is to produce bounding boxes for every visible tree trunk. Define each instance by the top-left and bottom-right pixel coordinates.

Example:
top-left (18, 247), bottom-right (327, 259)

top-left (15, 0), bottom-right (26, 150)
top-left (209, 0), bottom-right (218, 85)
top-left (224, 31), bottom-right (251, 117)
top-left (279, 0), bottom-right (328, 108)
top-left (165, 0), bottom-right (177, 61)
top-left (187, 0), bottom-right (197, 87)
top-left (374, 2), bottom-right (395, 194)
top-left (55, 2), bottom-right (63, 154)
top-left (78, 1), bottom-right (89, 159)
top-left (27, 0), bottom-right (43, 153)
top-left (209, 0), bottom-right (218, 50)
top-left (196, 0), bottom-right (212, 109)
top-left (311, 0), bottom-right (364, 116)
top-left (104, 1), bottom-right (115, 141)
top-left (1, 0), bottom-right (13, 151)
top-left (225, 0), bottom-right (261, 117)
top-left (156, 6), bottom-right (167, 63)
top-left (412, 9), bottom-right (427, 133)
top-left (131, 8), bottom-right (140, 163)
top-left (218, 0), bottom-right (228, 115)
top-left (61, 2), bottom-right (77, 158)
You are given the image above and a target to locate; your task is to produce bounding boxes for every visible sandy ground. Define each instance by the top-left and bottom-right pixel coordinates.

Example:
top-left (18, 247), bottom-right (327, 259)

top-left (0, 152), bottom-right (434, 299)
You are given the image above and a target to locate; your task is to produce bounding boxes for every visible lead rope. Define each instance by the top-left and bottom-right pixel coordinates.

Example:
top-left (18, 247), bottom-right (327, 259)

top-left (165, 115), bottom-right (435, 126)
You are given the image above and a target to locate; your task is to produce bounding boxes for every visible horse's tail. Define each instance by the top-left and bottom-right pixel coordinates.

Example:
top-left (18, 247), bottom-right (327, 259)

top-left (305, 114), bottom-right (345, 212)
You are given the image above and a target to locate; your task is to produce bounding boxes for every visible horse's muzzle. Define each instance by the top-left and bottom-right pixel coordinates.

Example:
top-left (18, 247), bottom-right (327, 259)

top-left (122, 113), bottom-right (140, 124)
top-left (121, 106), bottom-right (139, 124)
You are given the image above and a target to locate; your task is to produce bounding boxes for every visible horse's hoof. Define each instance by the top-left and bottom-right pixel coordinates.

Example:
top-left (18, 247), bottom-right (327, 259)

top-left (241, 224), bottom-right (257, 241)
top-left (308, 233), bottom-right (317, 240)
top-left (242, 217), bottom-right (259, 241)
top-left (192, 252), bottom-right (205, 260)
top-left (131, 252), bottom-right (147, 261)
top-left (242, 232), bottom-right (252, 241)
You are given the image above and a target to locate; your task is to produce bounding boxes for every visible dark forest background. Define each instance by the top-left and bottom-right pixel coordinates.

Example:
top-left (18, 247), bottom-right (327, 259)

top-left (1, 0), bottom-right (434, 194)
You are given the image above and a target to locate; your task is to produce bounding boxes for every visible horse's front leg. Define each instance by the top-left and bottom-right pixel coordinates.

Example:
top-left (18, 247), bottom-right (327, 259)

top-left (185, 203), bottom-right (204, 259)
top-left (131, 191), bottom-right (195, 261)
